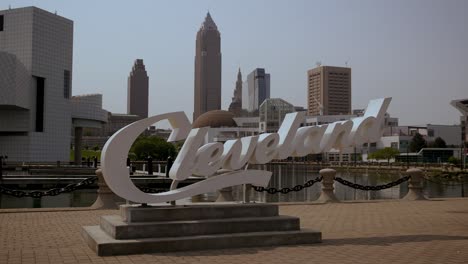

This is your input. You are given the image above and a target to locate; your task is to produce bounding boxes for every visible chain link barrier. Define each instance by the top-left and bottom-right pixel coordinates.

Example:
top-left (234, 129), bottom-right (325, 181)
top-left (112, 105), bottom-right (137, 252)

top-left (0, 177), bottom-right (97, 198)
top-left (334, 175), bottom-right (410, 191)
top-left (253, 176), bottom-right (323, 194)
top-left (137, 186), bottom-right (167, 193)
top-left (6, 171), bottom-right (455, 198)
top-left (0, 178), bottom-right (173, 197)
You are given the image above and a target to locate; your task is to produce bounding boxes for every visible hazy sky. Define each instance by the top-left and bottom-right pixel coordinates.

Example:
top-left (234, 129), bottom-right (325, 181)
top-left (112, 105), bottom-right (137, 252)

top-left (4, 0), bottom-right (468, 125)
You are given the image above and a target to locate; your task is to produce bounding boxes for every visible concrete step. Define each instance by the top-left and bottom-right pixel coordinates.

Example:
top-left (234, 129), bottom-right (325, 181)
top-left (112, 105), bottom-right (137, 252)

top-left (100, 215), bottom-right (300, 239)
top-left (82, 225), bottom-right (322, 256)
top-left (120, 203), bottom-right (279, 223)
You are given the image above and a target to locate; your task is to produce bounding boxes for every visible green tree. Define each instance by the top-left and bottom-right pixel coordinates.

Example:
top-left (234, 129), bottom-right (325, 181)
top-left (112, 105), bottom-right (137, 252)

top-left (431, 137), bottom-right (447, 148)
top-left (447, 156), bottom-right (460, 165)
top-left (130, 136), bottom-right (176, 160)
top-left (174, 140), bottom-right (185, 152)
top-left (127, 152), bottom-right (137, 161)
top-left (368, 147), bottom-right (400, 164)
top-left (409, 133), bottom-right (427, 152)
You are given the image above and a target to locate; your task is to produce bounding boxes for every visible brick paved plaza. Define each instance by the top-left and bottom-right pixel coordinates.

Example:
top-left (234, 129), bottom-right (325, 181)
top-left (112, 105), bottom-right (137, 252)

top-left (1, 199), bottom-right (468, 264)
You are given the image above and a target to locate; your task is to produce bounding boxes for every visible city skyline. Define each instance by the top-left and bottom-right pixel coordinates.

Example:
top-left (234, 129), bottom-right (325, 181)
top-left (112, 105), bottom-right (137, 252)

top-left (3, 0), bottom-right (467, 126)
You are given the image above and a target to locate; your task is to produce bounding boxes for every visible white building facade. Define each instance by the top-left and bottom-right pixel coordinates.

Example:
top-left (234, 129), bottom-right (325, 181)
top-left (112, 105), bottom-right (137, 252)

top-left (0, 7), bottom-right (73, 162)
top-left (0, 7), bottom-right (106, 162)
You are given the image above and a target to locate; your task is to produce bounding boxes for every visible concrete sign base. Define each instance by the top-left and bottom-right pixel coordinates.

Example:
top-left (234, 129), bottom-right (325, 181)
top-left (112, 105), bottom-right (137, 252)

top-left (82, 203), bottom-right (321, 256)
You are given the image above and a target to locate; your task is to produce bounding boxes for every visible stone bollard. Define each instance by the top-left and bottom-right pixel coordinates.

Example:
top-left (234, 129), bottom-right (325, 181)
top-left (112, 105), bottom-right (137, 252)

top-left (403, 168), bottom-right (427, 200)
top-left (214, 169), bottom-right (236, 202)
top-left (243, 184), bottom-right (252, 203)
top-left (317, 168), bottom-right (339, 203)
top-left (216, 187), bottom-right (235, 202)
top-left (91, 169), bottom-right (125, 209)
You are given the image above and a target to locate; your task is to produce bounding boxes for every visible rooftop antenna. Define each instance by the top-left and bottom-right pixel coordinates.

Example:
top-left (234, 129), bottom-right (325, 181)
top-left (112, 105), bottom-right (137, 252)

top-left (315, 61), bottom-right (322, 67)
top-left (9, 5), bottom-right (11, 9)
top-left (345, 60), bottom-right (349, 67)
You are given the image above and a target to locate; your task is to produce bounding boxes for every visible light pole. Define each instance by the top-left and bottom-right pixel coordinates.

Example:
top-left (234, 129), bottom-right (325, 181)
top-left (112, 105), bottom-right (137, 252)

top-left (407, 127), bottom-right (410, 168)
top-left (0, 155), bottom-right (8, 180)
top-left (461, 142), bottom-right (466, 171)
top-left (354, 146), bottom-right (357, 167)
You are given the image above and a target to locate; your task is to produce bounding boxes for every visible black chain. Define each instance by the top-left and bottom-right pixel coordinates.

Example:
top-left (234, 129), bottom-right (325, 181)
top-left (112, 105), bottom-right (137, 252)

top-left (0, 177), bottom-right (97, 198)
top-left (334, 176), bottom-right (411, 191)
top-left (253, 176), bottom-right (323, 194)
top-left (137, 186), bottom-right (167, 193)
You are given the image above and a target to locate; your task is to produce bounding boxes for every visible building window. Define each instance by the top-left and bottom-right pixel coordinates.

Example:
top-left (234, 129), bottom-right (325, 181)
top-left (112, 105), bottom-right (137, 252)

top-left (64, 70), bottom-right (71, 98)
top-left (428, 129), bottom-right (434, 137)
top-left (35, 76), bottom-right (45, 132)
top-left (0, 15), bottom-right (4, 31)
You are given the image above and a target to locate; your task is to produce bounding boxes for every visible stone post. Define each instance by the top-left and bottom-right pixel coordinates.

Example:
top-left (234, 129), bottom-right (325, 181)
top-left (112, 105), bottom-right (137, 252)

top-left (91, 169), bottom-right (125, 209)
top-left (243, 184), bottom-right (252, 203)
top-left (214, 169), bottom-right (236, 202)
top-left (317, 168), bottom-right (339, 203)
top-left (403, 168), bottom-right (427, 200)
top-left (216, 187), bottom-right (235, 202)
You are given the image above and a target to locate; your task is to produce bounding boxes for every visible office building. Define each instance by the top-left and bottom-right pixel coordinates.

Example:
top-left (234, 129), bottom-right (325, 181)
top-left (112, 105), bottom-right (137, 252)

top-left (243, 68), bottom-right (270, 112)
top-left (451, 99), bottom-right (468, 146)
top-left (307, 66), bottom-right (351, 116)
top-left (80, 113), bottom-right (144, 150)
top-left (71, 94), bottom-right (108, 163)
top-left (228, 68), bottom-right (242, 116)
top-left (193, 12), bottom-right (221, 121)
top-left (259, 98), bottom-right (294, 133)
top-left (127, 59), bottom-right (149, 118)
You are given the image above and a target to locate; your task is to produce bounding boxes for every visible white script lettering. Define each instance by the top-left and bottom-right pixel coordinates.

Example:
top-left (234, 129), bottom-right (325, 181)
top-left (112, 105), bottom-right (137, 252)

top-left (100, 97), bottom-right (391, 203)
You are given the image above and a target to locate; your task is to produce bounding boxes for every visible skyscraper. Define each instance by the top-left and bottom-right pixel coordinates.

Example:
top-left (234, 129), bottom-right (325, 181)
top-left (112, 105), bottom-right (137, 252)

top-left (307, 66), bottom-right (351, 116)
top-left (193, 12), bottom-right (222, 121)
top-left (243, 68), bottom-right (270, 112)
top-left (127, 59), bottom-right (149, 118)
top-left (228, 68), bottom-right (242, 116)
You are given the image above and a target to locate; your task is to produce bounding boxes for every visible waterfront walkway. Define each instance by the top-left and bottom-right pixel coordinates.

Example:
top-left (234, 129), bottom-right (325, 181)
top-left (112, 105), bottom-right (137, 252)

top-left (1, 199), bottom-right (468, 264)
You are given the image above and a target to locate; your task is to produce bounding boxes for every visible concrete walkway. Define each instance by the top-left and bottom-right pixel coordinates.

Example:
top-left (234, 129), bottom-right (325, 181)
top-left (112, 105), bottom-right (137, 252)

top-left (1, 199), bottom-right (468, 263)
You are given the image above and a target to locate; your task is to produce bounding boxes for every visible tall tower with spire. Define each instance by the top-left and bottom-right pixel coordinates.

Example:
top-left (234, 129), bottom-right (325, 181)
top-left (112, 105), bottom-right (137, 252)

top-left (228, 68), bottom-right (242, 116)
top-left (193, 12), bottom-right (222, 121)
top-left (127, 59), bottom-right (149, 118)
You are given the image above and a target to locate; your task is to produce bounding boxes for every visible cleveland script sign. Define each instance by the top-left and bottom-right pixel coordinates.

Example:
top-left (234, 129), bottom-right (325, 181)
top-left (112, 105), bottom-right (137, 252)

top-left (101, 97), bottom-right (391, 203)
